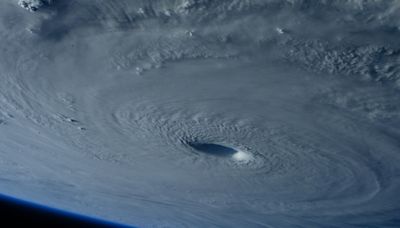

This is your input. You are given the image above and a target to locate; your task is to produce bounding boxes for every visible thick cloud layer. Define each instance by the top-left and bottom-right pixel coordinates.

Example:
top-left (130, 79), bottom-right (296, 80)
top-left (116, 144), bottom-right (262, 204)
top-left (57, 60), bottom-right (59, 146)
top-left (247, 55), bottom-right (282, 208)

top-left (0, 0), bottom-right (399, 227)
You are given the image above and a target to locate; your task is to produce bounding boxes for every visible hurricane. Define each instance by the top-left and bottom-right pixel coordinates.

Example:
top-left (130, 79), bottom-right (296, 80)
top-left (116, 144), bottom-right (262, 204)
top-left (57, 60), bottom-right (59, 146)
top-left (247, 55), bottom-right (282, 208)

top-left (0, 0), bottom-right (400, 227)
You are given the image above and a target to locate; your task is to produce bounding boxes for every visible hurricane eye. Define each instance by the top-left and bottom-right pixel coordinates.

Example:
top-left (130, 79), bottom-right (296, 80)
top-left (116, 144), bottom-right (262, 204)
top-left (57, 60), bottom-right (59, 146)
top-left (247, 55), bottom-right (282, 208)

top-left (188, 143), bottom-right (238, 157)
